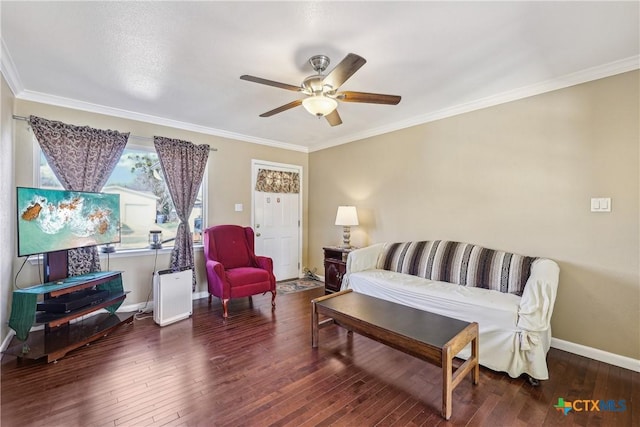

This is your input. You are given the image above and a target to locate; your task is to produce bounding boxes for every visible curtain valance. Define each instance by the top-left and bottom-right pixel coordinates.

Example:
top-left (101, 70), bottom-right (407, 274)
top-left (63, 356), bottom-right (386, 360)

top-left (28, 115), bottom-right (129, 276)
top-left (28, 115), bottom-right (129, 192)
top-left (255, 169), bottom-right (300, 194)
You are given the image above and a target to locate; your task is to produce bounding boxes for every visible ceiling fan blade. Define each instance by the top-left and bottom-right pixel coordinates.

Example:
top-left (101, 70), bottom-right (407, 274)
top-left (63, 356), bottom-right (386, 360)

top-left (325, 109), bottom-right (342, 127)
top-left (323, 53), bottom-right (367, 90)
top-left (240, 75), bottom-right (301, 92)
top-left (336, 91), bottom-right (401, 105)
top-left (259, 99), bottom-right (303, 117)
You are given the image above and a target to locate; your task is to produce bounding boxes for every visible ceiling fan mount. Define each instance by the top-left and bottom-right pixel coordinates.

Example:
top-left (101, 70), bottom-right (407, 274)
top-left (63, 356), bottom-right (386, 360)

top-left (308, 54), bottom-right (330, 74)
top-left (240, 53), bottom-right (401, 126)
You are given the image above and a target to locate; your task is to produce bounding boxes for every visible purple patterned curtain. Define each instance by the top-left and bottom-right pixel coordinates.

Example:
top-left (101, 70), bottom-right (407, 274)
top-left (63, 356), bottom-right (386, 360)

top-left (29, 116), bottom-right (129, 275)
top-left (154, 136), bottom-right (209, 290)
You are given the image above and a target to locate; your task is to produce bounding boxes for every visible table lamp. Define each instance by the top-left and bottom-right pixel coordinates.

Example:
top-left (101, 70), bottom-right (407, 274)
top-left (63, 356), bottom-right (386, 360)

top-left (335, 206), bottom-right (359, 248)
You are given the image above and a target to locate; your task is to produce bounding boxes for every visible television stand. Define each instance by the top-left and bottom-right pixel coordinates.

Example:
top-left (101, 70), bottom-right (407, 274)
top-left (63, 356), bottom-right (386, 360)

top-left (4, 271), bottom-right (134, 363)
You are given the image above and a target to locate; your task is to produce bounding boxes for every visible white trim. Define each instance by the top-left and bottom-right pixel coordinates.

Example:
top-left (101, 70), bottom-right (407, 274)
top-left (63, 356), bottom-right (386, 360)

top-left (26, 245), bottom-right (204, 267)
top-left (1, 329), bottom-right (16, 353)
top-left (10, 55), bottom-right (637, 153)
top-left (15, 89), bottom-right (309, 153)
top-left (551, 337), bottom-right (640, 373)
top-left (3, 308), bottom-right (638, 373)
top-left (118, 290), bottom-right (208, 314)
top-left (308, 55), bottom-right (640, 152)
top-left (0, 38), bottom-right (23, 96)
top-left (251, 159), bottom-right (304, 280)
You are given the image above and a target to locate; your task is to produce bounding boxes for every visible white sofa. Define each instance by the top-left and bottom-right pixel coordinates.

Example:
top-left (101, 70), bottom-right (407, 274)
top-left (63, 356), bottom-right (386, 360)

top-left (342, 241), bottom-right (560, 380)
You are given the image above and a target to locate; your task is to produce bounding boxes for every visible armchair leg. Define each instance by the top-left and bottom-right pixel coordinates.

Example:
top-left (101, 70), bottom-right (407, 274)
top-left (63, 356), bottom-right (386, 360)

top-left (222, 299), bottom-right (229, 318)
top-left (271, 290), bottom-right (276, 308)
top-left (208, 294), bottom-right (212, 305)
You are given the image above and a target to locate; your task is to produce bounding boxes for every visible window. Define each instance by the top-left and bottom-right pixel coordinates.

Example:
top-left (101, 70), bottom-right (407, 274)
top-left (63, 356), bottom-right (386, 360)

top-left (39, 145), bottom-right (205, 250)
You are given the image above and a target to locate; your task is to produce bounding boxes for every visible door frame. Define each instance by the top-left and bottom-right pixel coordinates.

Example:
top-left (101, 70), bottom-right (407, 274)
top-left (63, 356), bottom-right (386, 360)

top-left (251, 159), bottom-right (303, 279)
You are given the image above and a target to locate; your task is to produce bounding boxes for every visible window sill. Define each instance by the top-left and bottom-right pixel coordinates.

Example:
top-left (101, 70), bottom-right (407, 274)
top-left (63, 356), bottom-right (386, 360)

top-left (26, 245), bottom-right (204, 265)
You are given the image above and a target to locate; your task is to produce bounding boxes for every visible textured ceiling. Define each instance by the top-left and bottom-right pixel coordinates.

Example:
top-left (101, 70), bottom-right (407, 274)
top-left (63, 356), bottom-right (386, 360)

top-left (1, 1), bottom-right (638, 152)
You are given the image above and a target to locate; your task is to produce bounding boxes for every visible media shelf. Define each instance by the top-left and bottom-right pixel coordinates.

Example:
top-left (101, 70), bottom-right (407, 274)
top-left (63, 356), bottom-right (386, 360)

top-left (35, 292), bottom-right (128, 327)
top-left (5, 271), bottom-right (134, 363)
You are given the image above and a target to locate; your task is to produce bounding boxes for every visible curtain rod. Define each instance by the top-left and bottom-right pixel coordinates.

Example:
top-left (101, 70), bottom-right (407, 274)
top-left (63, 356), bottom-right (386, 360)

top-left (12, 115), bottom-right (218, 151)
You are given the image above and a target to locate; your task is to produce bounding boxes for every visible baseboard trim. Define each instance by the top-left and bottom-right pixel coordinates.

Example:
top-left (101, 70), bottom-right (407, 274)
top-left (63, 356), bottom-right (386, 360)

top-left (1, 329), bottom-right (16, 353)
top-left (119, 291), bottom-right (209, 313)
top-left (551, 337), bottom-right (640, 372)
top-left (5, 306), bottom-right (636, 373)
top-left (193, 291), bottom-right (209, 301)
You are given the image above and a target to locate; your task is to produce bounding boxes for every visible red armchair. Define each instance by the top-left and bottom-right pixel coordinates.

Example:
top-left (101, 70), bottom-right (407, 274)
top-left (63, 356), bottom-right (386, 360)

top-left (203, 225), bottom-right (276, 318)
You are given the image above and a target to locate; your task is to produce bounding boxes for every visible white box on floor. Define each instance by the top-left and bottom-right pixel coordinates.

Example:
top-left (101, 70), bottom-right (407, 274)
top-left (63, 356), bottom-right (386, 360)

top-left (153, 267), bottom-right (193, 326)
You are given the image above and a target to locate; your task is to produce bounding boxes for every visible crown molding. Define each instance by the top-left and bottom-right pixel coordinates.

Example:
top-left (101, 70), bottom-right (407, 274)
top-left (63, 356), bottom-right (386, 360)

top-left (308, 55), bottom-right (640, 152)
top-left (15, 89), bottom-right (309, 153)
top-left (8, 53), bottom-right (637, 154)
top-left (0, 38), bottom-right (24, 96)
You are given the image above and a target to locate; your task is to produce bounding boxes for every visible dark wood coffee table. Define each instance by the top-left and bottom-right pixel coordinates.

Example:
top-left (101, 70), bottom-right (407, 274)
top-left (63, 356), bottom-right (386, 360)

top-left (311, 289), bottom-right (479, 420)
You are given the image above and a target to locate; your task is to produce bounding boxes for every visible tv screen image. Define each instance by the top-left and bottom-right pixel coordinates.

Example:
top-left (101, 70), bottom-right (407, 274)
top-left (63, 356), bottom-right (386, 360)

top-left (17, 187), bottom-right (121, 257)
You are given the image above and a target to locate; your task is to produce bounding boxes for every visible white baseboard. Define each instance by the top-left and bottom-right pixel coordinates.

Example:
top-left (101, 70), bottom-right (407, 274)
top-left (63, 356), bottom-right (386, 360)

top-left (5, 305), bottom-right (637, 374)
top-left (1, 329), bottom-right (15, 352)
top-left (193, 291), bottom-right (209, 300)
top-left (551, 337), bottom-right (640, 372)
top-left (119, 291), bottom-right (209, 313)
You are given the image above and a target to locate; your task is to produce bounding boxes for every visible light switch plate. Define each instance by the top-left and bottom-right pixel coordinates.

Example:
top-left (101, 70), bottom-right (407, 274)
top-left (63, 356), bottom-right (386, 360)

top-left (234, 203), bottom-right (243, 212)
top-left (591, 197), bottom-right (611, 212)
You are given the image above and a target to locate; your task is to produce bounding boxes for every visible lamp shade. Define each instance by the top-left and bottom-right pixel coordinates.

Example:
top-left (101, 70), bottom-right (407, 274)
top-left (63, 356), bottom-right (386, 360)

top-left (302, 95), bottom-right (338, 117)
top-left (335, 206), bottom-right (359, 226)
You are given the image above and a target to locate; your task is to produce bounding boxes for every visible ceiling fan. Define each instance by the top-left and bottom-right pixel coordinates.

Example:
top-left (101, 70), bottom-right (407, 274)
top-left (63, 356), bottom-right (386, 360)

top-left (240, 53), bottom-right (401, 127)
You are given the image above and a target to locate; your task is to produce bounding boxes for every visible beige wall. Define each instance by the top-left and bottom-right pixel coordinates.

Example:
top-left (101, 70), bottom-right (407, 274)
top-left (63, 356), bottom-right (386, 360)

top-left (1, 75), bottom-right (16, 344)
top-left (309, 71), bottom-right (639, 359)
top-left (8, 100), bottom-right (308, 331)
top-left (4, 71), bottom-right (638, 361)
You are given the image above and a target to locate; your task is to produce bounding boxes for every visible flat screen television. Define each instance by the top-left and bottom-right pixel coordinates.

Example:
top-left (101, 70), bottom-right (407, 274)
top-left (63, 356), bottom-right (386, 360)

top-left (17, 187), bottom-right (121, 258)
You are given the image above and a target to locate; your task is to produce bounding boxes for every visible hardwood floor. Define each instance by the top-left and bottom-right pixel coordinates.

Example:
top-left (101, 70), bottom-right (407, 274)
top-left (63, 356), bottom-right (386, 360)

top-left (2, 288), bottom-right (638, 427)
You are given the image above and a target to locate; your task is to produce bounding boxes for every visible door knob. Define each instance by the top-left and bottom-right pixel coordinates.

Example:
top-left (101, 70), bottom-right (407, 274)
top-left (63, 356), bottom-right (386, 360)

top-left (256, 232), bottom-right (261, 237)
top-left (256, 224), bottom-right (260, 228)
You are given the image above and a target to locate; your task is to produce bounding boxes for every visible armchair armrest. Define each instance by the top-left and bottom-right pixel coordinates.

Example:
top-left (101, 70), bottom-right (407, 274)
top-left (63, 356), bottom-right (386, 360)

top-left (256, 256), bottom-right (273, 271)
top-left (255, 256), bottom-right (276, 288)
top-left (205, 259), bottom-right (228, 298)
top-left (342, 243), bottom-right (386, 290)
top-left (206, 259), bottom-right (226, 278)
top-left (517, 258), bottom-right (560, 332)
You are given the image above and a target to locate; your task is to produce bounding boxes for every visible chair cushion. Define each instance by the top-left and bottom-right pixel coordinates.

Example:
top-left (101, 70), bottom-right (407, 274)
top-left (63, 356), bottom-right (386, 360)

top-left (226, 267), bottom-right (270, 287)
top-left (213, 227), bottom-right (254, 269)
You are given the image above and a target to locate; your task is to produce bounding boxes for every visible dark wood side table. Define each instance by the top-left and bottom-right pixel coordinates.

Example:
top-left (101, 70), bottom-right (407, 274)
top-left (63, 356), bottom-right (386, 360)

top-left (323, 246), bottom-right (353, 293)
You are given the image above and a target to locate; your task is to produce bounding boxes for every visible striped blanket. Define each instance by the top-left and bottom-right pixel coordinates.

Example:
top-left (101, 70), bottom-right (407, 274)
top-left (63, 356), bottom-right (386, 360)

top-left (377, 240), bottom-right (536, 295)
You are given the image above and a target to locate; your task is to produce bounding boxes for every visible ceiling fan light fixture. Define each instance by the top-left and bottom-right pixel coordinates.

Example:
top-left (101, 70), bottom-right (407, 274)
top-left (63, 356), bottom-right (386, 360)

top-left (302, 95), bottom-right (337, 117)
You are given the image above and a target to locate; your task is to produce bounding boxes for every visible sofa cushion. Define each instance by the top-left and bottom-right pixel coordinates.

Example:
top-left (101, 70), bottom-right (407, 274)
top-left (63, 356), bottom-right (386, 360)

top-left (377, 240), bottom-right (536, 295)
top-left (348, 269), bottom-right (522, 331)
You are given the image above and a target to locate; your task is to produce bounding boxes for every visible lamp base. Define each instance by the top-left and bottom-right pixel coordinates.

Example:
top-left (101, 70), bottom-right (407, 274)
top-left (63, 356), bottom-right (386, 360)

top-left (341, 226), bottom-right (352, 249)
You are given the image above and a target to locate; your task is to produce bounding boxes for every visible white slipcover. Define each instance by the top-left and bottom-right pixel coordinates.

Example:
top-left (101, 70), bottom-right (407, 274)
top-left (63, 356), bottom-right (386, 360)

top-left (342, 243), bottom-right (559, 380)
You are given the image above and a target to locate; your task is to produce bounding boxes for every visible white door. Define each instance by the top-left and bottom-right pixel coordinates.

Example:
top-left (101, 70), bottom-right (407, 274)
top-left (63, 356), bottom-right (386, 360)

top-left (252, 161), bottom-right (301, 281)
